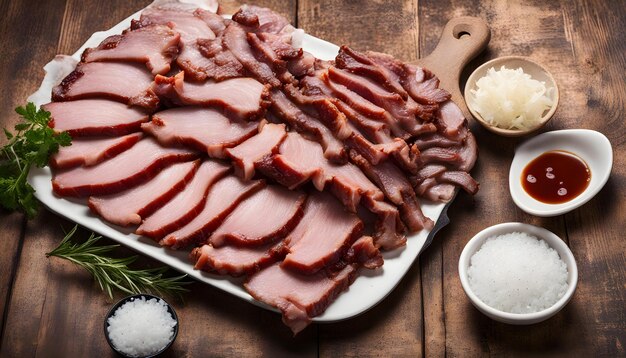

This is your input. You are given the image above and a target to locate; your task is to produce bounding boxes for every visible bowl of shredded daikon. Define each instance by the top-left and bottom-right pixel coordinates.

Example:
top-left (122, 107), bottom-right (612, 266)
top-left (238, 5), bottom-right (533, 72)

top-left (458, 222), bottom-right (577, 325)
top-left (465, 56), bottom-right (558, 136)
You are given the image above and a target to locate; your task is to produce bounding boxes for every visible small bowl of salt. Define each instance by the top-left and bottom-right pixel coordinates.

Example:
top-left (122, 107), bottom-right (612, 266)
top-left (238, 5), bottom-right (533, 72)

top-left (458, 222), bottom-right (577, 325)
top-left (104, 294), bottom-right (179, 357)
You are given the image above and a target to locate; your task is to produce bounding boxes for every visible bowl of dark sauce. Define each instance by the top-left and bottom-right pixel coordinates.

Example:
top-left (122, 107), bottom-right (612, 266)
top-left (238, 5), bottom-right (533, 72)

top-left (509, 129), bottom-right (612, 216)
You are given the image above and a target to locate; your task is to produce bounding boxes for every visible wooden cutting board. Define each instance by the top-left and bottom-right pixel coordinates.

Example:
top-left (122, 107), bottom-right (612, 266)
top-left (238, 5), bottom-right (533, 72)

top-left (413, 17), bottom-right (491, 120)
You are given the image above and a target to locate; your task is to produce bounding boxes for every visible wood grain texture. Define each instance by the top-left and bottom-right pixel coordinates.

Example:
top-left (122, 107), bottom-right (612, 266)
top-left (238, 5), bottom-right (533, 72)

top-left (0, 0), bottom-right (67, 343)
top-left (0, 0), bottom-right (624, 356)
top-left (419, 0), bottom-right (626, 356)
top-left (298, 0), bottom-right (420, 61)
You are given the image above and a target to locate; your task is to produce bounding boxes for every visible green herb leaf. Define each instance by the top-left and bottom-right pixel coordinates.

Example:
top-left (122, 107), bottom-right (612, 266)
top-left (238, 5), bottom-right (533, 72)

top-left (0, 102), bottom-right (71, 218)
top-left (46, 225), bottom-right (191, 299)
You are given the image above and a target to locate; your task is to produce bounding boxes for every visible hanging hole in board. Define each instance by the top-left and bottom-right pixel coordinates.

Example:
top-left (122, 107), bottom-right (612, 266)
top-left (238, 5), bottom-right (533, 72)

top-left (452, 23), bottom-right (472, 39)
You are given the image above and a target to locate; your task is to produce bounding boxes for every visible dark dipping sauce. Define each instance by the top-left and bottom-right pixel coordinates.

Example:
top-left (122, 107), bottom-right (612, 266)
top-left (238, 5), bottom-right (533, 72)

top-left (521, 150), bottom-right (591, 204)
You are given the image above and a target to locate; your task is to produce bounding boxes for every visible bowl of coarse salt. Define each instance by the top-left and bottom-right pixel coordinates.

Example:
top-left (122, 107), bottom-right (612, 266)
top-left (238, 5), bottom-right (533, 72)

top-left (458, 222), bottom-right (577, 325)
top-left (104, 294), bottom-right (179, 358)
top-left (465, 56), bottom-right (559, 137)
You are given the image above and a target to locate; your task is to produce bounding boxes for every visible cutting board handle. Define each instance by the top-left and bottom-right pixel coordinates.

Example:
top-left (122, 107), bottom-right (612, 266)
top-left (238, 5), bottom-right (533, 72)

top-left (417, 17), bottom-right (491, 119)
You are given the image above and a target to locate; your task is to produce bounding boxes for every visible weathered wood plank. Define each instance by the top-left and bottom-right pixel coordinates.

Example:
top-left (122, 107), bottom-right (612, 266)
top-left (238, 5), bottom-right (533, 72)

top-left (559, 0), bottom-right (626, 356)
top-left (0, 0), bottom-right (68, 347)
top-left (298, 0), bottom-right (421, 61)
top-left (419, 0), bottom-right (625, 356)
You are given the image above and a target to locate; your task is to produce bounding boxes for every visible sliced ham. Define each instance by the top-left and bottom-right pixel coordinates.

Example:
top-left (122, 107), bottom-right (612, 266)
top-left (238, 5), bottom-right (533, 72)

top-left (52, 137), bottom-right (197, 197)
top-left (327, 67), bottom-right (420, 134)
top-left (401, 64), bottom-right (451, 105)
top-left (136, 4), bottom-right (231, 81)
top-left (50, 133), bottom-right (143, 169)
top-left (335, 46), bottom-right (407, 98)
top-left (232, 5), bottom-right (291, 34)
top-left (349, 151), bottom-right (433, 232)
top-left (436, 100), bottom-right (466, 139)
top-left (361, 196), bottom-right (406, 250)
top-left (223, 23), bottom-right (280, 87)
top-left (260, 132), bottom-right (383, 211)
top-left (142, 107), bottom-right (258, 157)
top-left (345, 236), bottom-right (384, 269)
top-left (136, 160), bottom-right (230, 239)
top-left (269, 89), bottom-right (345, 161)
top-left (43, 99), bottom-right (149, 136)
top-left (183, 39), bottom-right (245, 81)
top-left (82, 24), bottom-right (180, 75)
top-left (225, 122), bottom-right (287, 180)
top-left (282, 192), bottom-right (363, 274)
top-left (152, 72), bottom-right (269, 120)
top-left (438, 171), bottom-right (479, 195)
top-left (364, 51), bottom-right (451, 105)
top-left (191, 241), bottom-right (286, 276)
top-left (209, 185), bottom-right (307, 247)
top-left (137, 3), bottom-right (216, 43)
top-left (321, 73), bottom-right (409, 139)
top-left (160, 176), bottom-right (264, 249)
top-left (88, 160), bottom-right (199, 226)
top-left (245, 263), bottom-right (357, 334)
top-left (52, 62), bottom-right (159, 110)
top-left (256, 132), bottom-right (404, 248)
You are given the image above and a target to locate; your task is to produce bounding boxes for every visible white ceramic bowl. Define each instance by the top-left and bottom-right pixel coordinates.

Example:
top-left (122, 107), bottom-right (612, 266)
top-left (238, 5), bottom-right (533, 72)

top-left (458, 222), bottom-right (578, 325)
top-left (465, 56), bottom-right (559, 137)
top-left (509, 129), bottom-right (613, 216)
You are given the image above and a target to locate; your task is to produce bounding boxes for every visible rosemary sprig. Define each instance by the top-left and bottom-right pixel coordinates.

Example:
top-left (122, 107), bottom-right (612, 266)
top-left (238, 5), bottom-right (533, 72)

top-left (46, 225), bottom-right (191, 299)
top-left (0, 102), bottom-right (71, 218)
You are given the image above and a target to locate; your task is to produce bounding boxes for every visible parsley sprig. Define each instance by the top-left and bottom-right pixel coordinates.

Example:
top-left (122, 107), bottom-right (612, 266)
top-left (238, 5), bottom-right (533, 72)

top-left (47, 225), bottom-right (191, 299)
top-left (0, 102), bottom-right (71, 218)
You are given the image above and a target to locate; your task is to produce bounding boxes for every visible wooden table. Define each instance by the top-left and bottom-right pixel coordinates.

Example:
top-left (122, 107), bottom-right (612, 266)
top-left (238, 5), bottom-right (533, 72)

top-left (1, 0), bottom-right (624, 356)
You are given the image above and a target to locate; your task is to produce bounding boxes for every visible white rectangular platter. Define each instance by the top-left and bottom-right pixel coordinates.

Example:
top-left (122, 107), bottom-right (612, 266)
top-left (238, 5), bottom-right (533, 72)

top-left (27, 2), bottom-right (452, 322)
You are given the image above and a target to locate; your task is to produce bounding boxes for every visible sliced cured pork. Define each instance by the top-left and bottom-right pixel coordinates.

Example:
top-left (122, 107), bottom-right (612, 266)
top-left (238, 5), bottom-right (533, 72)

top-left (223, 23), bottom-right (281, 87)
top-left (136, 3), bottom-right (226, 81)
top-left (327, 67), bottom-right (421, 135)
top-left (50, 133), bottom-right (143, 169)
top-left (142, 106), bottom-right (257, 157)
top-left (225, 122), bottom-right (287, 180)
top-left (282, 192), bottom-right (363, 274)
top-left (43, 99), bottom-right (149, 136)
top-left (208, 185), bottom-right (307, 247)
top-left (335, 46), bottom-right (407, 98)
top-left (269, 89), bottom-right (345, 161)
top-left (232, 5), bottom-right (291, 34)
top-left (245, 263), bottom-right (357, 335)
top-left (88, 160), bottom-right (199, 226)
top-left (52, 62), bottom-right (160, 110)
top-left (268, 132), bottom-right (383, 209)
top-left (52, 137), bottom-right (197, 197)
top-left (349, 151), bottom-right (433, 231)
top-left (152, 72), bottom-right (269, 120)
top-left (81, 24), bottom-right (180, 75)
top-left (257, 132), bottom-right (404, 249)
top-left (192, 241), bottom-right (286, 276)
top-left (161, 176), bottom-right (264, 249)
top-left (345, 236), bottom-right (384, 269)
top-left (136, 160), bottom-right (230, 239)
top-left (136, 2), bottom-right (217, 42)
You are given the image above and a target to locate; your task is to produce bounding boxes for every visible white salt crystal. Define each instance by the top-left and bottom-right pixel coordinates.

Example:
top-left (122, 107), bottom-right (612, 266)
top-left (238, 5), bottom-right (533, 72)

top-left (107, 296), bottom-right (177, 357)
top-left (467, 232), bottom-right (569, 314)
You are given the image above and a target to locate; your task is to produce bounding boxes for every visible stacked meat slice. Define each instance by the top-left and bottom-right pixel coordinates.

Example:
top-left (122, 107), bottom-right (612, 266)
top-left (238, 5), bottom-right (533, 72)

top-left (45, 0), bottom-right (478, 334)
